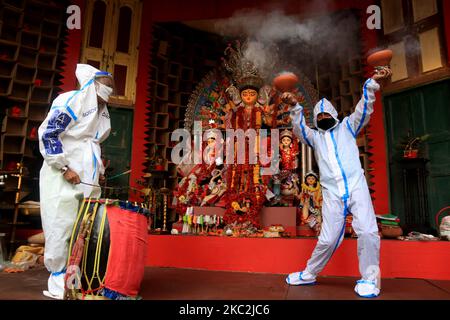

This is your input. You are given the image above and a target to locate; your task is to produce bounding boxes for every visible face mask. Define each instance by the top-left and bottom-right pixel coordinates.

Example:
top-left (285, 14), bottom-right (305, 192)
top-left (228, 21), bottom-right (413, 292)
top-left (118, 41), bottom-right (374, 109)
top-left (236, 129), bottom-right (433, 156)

top-left (317, 117), bottom-right (336, 130)
top-left (95, 81), bottom-right (113, 102)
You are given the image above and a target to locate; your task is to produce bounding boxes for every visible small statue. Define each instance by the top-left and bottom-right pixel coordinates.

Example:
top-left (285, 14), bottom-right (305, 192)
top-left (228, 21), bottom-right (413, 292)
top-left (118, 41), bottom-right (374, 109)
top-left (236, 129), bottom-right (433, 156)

top-left (297, 171), bottom-right (323, 234)
top-left (231, 201), bottom-right (248, 215)
top-left (200, 170), bottom-right (227, 206)
top-left (154, 157), bottom-right (165, 171)
top-left (219, 101), bottom-right (234, 129)
top-left (281, 173), bottom-right (299, 197)
top-left (204, 130), bottom-right (223, 166)
top-left (279, 129), bottom-right (298, 171)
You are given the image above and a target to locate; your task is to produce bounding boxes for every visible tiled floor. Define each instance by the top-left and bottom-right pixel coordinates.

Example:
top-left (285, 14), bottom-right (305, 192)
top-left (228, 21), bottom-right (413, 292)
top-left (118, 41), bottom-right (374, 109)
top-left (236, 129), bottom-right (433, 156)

top-left (0, 266), bottom-right (449, 300)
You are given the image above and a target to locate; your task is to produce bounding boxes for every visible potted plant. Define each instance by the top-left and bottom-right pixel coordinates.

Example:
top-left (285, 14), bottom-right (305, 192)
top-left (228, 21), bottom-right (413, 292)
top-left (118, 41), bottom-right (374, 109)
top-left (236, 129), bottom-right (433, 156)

top-left (403, 134), bottom-right (430, 159)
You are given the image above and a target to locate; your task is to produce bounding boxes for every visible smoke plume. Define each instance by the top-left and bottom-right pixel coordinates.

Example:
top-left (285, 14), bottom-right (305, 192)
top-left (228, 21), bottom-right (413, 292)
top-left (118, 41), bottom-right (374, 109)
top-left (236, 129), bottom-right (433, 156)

top-left (214, 8), bottom-right (360, 80)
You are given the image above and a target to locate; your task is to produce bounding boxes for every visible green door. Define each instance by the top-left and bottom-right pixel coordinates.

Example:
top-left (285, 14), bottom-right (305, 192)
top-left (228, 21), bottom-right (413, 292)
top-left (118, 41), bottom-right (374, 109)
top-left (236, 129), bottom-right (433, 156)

top-left (384, 79), bottom-right (450, 234)
top-left (101, 107), bottom-right (133, 199)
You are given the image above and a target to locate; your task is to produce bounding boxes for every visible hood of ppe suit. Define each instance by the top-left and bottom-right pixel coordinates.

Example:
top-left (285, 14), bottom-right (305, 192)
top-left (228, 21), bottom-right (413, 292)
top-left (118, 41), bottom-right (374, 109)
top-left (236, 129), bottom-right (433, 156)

top-left (74, 64), bottom-right (112, 108)
top-left (313, 98), bottom-right (339, 133)
top-left (75, 64), bottom-right (104, 87)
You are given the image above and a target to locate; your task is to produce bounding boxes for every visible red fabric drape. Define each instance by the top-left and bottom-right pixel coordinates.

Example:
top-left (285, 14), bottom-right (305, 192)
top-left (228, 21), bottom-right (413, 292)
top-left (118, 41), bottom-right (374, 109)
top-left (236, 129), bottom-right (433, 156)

top-left (104, 206), bottom-right (148, 296)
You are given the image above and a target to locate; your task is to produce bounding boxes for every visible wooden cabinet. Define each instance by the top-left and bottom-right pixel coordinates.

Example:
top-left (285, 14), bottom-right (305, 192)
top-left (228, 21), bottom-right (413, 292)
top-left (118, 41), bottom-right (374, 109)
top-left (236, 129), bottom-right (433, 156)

top-left (384, 79), bottom-right (450, 232)
top-left (80, 0), bottom-right (142, 106)
top-left (145, 23), bottom-right (222, 228)
top-left (380, 0), bottom-right (448, 91)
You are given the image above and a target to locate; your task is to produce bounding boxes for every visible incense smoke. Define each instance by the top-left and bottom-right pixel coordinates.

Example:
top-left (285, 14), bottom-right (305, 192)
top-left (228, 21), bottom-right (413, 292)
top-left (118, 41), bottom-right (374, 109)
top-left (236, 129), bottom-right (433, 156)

top-left (214, 8), bottom-right (360, 80)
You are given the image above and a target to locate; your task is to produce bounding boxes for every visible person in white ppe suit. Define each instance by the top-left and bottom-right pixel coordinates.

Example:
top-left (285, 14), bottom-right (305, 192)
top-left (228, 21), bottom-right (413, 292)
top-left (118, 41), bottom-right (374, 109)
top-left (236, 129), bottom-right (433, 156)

top-left (283, 67), bottom-right (392, 298)
top-left (38, 64), bottom-right (113, 299)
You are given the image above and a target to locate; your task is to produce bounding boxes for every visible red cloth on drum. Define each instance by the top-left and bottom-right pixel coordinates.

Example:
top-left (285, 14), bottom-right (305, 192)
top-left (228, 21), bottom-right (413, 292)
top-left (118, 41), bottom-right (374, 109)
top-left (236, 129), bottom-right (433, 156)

top-left (104, 205), bottom-right (148, 296)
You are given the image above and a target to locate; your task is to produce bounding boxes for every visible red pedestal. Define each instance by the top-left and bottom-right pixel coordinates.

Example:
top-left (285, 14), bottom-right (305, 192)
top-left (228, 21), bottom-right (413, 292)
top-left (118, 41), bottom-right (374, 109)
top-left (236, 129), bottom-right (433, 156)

top-left (260, 207), bottom-right (297, 236)
top-left (146, 235), bottom-right (450, 280)
top-left (193, 206), bottom-right (226, 216)
top-left (296, 225), bottom-right (317, 237)
top-left (192, 206), bottom-right (297, 236)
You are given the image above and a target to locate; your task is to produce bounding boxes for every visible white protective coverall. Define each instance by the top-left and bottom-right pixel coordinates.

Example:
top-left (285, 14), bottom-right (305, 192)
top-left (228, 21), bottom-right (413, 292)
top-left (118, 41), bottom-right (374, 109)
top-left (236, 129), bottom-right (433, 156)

top-left (38, 64), bottom-right (111, 298)
top-left (287, 78), bottom-right (381, 298)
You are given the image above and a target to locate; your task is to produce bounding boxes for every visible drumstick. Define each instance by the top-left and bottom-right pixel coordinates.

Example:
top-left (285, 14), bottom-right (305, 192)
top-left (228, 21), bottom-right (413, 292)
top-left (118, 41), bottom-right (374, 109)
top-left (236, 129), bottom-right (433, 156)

top-left (79, 181), bottom-right (146, 194)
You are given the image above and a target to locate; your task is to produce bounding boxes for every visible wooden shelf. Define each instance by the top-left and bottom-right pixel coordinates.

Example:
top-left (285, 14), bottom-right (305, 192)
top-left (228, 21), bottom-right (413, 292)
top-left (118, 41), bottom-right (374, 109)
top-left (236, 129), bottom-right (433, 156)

top-left (30, 86), bottom-right (52, 104)
top-left (0, 77), bottom-right (12, 96)
top-left (17, 46), bottom-right (38, 68)
top-left (349, 57), bottom-right (363, 75)
top-left (4, 117), bottom-right (27, 135)
top-left (349, 77), bottom-right (363, 94)
top-left (1, 135), bottom-right (25, 154)
top-left (339, 80), bottom-right (351, 96)
top-left (37, 53), bottom-right (56, 70)
top-left (150, 65), bottom-right (158, 82)
top-left (23, 15), bottom-right (42, 34)
top-left (41, 19), bottom-right (61, 38)
top-left (180, 66), bottom-right (193, 81)
top-left (14, 63), bottom-right (37, 83)
top-left (146, 23), bottom-right (225, 212)
top-left (169, 62), bottom-right (181, 76)
top-left (156, 82), bottom-right (169, 100)
top-left (169, 92), bottom-right (180, 104)
top-left (155, 113), bottom-right (169, 129)
top-left (10, 81), bottom-right (31, 100)
top-left (155, 131), bottom-right (169, 145)
top-left (180, 92), bottom-right (191, 106)
top-left (39, 35), bottom-right (59, 54)
top-left (168, 75), bottom-right (179, 91)
top-left (1, 5), bottom-right (23, 28)
top-left (2, 0), bottom-right (26, 9)
top-left (0, 39), bottom-right (19, 61)
top-left (20, 30), bottom-right (40, 50)
top-left (0, 60), bottom-right (16, 78)
top-left (35, 68), bottom-right (55, 87)
top-left (0, 0), bottom-right (67, 209)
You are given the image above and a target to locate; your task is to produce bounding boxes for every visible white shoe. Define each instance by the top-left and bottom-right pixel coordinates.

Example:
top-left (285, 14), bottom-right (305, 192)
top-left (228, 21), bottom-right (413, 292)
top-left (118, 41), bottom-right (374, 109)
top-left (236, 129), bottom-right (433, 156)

top-left (45, 272), bottom-right (65, 300)
top-left (285, 271), bottom-right (316, 286)
top-left (43, 290), bottom-right (63, 300)
top-left (354, 279), bottom-right (380, 298)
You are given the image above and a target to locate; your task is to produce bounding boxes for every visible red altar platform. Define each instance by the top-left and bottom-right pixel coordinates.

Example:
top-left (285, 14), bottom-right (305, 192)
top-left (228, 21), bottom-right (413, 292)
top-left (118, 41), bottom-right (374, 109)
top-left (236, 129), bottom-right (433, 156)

top-left (146, 235), bottom-right (450, 280)
top-left (189, 206), bottom-right (297, 235)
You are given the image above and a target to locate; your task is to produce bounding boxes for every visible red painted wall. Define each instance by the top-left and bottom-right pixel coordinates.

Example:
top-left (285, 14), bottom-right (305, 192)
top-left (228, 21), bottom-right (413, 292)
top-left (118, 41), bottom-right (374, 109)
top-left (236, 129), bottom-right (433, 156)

top-left (147, 235), bottom-right (450, 280)
top-left (59, 0), bottom-right (85, 91)
top-left (129, 0), bottom-right (153, 201)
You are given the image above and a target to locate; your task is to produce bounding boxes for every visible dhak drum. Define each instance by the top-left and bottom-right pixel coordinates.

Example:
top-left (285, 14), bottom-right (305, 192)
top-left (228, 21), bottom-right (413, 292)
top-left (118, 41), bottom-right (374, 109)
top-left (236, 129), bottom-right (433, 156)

top-left (65, 198), bottom-right (149, 300)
